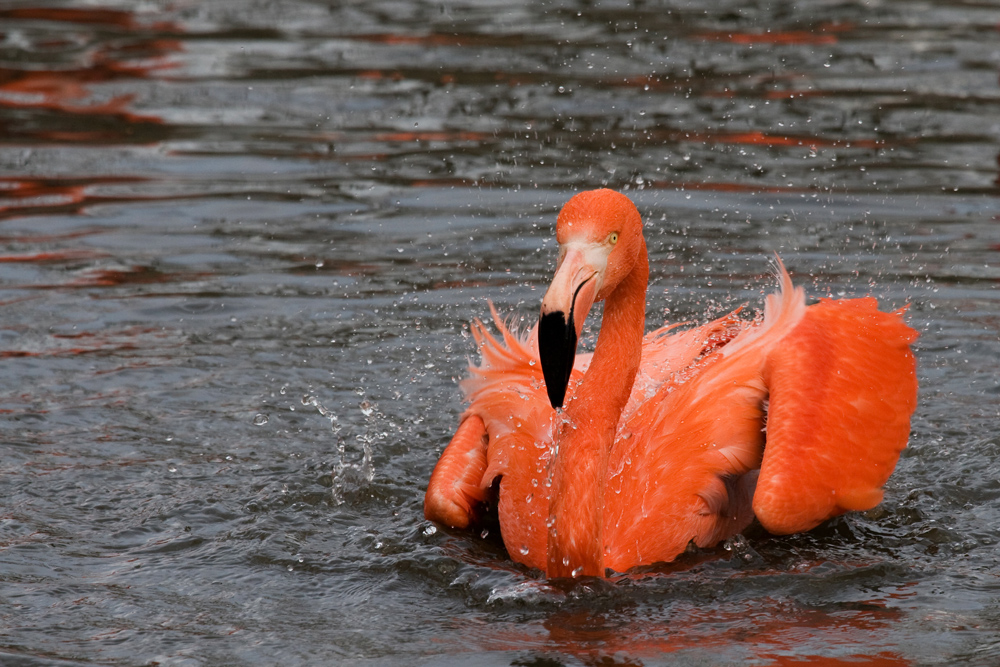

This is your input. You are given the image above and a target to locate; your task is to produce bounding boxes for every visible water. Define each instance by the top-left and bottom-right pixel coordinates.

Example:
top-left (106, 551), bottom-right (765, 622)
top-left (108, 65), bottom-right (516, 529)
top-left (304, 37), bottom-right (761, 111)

top-left (0, 1), bottom-right (998, 665)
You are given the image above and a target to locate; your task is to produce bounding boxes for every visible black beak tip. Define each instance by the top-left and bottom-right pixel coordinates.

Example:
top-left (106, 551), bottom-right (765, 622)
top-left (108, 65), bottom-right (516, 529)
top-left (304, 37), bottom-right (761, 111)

top-left (546, 380), bottom-right (566, 410)
top-left (538, 311), bottom-right (577, 410)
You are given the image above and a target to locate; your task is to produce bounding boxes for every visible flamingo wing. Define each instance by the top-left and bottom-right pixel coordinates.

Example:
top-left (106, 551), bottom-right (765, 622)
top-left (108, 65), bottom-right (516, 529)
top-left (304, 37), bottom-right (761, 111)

top-left (424, 414), bottom-right (489, 528)
top-left (603, 315), bottom-right (769, 571)
top-left (753, 297), bottom-right (919, 534)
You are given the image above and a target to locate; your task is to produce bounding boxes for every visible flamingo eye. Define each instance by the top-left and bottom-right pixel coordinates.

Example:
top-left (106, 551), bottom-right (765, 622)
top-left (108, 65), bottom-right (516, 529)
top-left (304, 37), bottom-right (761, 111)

top-left (608, 232), bottom-right (619, 245)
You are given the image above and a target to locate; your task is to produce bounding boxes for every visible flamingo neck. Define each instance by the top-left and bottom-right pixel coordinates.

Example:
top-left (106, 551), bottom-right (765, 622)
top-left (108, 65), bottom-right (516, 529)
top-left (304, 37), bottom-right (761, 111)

top-left (546, 242), bottom-right (648, 578)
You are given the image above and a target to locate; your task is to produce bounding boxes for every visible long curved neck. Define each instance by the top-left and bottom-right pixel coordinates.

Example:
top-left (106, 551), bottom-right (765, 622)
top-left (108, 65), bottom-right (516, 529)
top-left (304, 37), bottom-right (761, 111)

top-left (546, 241), bottom-right (648, 578)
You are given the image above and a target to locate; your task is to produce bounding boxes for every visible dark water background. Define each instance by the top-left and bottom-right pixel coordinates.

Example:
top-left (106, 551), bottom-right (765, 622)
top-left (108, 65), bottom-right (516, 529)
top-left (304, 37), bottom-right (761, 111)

top-left (1, 1), bottom-right (999, 665)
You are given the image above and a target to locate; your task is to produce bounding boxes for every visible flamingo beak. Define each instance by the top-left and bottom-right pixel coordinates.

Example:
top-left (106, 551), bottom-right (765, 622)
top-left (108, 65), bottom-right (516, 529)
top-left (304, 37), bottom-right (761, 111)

top-left (538, 246), bottom-right (600, 409)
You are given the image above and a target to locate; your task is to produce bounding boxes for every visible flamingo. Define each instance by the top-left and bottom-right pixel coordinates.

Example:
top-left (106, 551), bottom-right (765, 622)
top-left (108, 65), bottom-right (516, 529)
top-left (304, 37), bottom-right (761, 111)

top-left (424, 189), bottom-right (918, 579)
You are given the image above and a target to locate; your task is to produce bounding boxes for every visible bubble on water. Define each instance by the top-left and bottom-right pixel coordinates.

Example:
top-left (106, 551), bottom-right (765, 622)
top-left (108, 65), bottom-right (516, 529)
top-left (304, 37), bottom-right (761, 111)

top-left (360, 400), bottom-right (374, 417)
top-left (167, 464), bottom-right (177, 473)
top-left (723, 533), bottom-right (762, 564)
top-left (423, 525), bottom-right (437, 537)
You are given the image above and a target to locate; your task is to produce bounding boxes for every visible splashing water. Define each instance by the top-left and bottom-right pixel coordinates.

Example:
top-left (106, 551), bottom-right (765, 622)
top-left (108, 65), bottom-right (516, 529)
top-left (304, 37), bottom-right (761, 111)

top-left (302, 394), bottom-right (376, 503)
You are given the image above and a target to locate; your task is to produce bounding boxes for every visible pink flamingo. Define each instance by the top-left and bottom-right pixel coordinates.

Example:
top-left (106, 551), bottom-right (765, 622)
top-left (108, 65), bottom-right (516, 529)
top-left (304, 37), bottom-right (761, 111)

top-left (425, 189), bottom-right (918, 578)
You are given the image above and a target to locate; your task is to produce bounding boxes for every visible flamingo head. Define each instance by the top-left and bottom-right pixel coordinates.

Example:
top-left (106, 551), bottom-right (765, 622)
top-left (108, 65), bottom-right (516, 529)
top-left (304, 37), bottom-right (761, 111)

top-left (538, 189), bottom-right (643, 408)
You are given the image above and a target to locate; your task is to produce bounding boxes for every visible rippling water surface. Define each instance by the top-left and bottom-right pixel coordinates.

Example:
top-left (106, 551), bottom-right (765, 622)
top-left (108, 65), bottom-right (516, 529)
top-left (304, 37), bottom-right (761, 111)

top-left (1, 1), bottom-right (999, 665)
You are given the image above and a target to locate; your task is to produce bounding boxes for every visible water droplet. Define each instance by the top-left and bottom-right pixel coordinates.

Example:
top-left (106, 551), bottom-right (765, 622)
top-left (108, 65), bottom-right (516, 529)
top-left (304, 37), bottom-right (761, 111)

top-left (480, 528), bottom-right (489, 539)
top-left (562, 557), bottom-right (570, 567)
top-left (519, 545), bottom-right (529, 555)
top-left (253, 414), bottom-right (269, 425)
top-left (167, 464), bottom-right (177, 473)
top-left (423, 525), bottom-right (437, 536)
top-left (571, 566), bottom-right (583, 578)
top-left (360, 400), bottom-right (374, 417)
